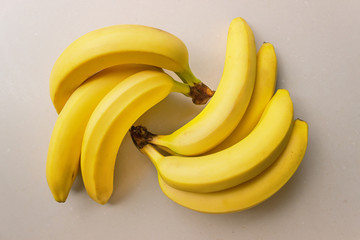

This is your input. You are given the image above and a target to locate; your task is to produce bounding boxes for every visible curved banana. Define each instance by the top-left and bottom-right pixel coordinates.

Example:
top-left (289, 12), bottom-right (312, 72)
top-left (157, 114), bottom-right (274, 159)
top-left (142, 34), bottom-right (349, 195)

top-left (50, 24), bottom-right (212, 113)
top-left (158, 119), bottom-right (308, 213)
top-left (133, 89), bottom-right (294, 193)
top-left (208, 42), bottom-right (277, 153)
top-left (147, 17), bottom-right (256, 156)
top-left (46, 65), bottom-right (158, 202)
top-left (81, 70), bottom-right (190, 204)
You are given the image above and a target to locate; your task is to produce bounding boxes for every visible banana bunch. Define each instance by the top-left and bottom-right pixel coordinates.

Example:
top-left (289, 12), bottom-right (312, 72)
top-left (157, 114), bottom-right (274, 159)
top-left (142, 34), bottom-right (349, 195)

top-left (46, 17), bottom-right (308, 213)
top-left (130, 18), bottom-right (308, 213)
top-left (46, 25), bottom-right (214, 203)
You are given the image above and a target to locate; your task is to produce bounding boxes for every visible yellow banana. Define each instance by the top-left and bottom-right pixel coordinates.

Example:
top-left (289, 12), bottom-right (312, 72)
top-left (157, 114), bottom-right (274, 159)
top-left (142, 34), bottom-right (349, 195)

top-left (158, 119), bottom-right (308, 213)
top-left (46, 65), bottom-right (158, 202)
top-left (132, 89), bottom-right (294, 193)
top-left (50, 24), bottom-right (212, 113)
top-left (81, 70), bottom-right (190, 204)
top-left (146, 17), bottom-right (257, 156)
top-left (208, 42), bottom-right (277, 153)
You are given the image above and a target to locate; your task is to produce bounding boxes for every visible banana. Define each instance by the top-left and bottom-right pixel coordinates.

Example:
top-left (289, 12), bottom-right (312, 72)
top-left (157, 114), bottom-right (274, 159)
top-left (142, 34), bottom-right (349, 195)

top-left (46, 65), bottom-right (159, 202)
top-left (81, 70), bottom-right (190, 204)
top-left (131, 89), bottom-right (294, 193)
top-left (146, 17), bottom-right (257, 156)
top-left (50, 24), bottom-right (213, 113)
top-left (207, 42), bottom-right (277, 153)
top-left (157, 119), bottom-right (308, 213)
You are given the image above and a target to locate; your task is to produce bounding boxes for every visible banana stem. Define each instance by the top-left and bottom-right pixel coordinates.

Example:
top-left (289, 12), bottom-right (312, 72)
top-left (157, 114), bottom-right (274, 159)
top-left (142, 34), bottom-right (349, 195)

top-left (141, 144), bottom-right (164, 166)
top-left (176, 68), bottom-right (215, 105)
top-left (176, 68), bottom-right (201, 86)
top-left (189, 82), bottom-right (215, 105)
top-left (172, 80), bottom-right (215, 105)
top-left (129, 125), bottom-right (164, 166)
top-left (130, 126), bottom-right (155, 149)
top-left (171, 80), bottom-right (191, 96)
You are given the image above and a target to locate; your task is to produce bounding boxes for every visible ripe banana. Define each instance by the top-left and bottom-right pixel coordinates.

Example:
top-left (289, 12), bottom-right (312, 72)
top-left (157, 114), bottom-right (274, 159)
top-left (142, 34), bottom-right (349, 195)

top-left (208, 42), bottom-right (277, 153)
top-left (158, 119), bottom-right (308, 213)
top-left (46, 65), bottom-right (159, 202)
top-left (146, 17), bottom-right (256, 156)
top-left (81, 70), bottom-right (190, 204)
top-left (132, 89), bottom-right (294, 193)
top-left (50, 24), bottom-right (213, 113)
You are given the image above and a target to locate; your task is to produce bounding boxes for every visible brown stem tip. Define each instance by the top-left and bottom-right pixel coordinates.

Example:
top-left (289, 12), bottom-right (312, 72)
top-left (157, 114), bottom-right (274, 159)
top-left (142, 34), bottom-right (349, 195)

top-left (190, 82), bottom-right (215, 105)
top-left (130, 125), bottom-right (155, 149)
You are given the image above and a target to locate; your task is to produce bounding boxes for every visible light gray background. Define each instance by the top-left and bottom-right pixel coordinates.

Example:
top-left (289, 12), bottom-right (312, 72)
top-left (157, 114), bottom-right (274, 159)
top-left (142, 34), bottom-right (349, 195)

top-left (1, 0), bottom-right (359, 239)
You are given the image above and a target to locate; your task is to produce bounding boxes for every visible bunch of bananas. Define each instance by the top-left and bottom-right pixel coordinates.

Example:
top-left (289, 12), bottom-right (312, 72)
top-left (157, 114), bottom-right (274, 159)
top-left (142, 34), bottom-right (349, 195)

top-left (46, 17), bottom-right (308, 214)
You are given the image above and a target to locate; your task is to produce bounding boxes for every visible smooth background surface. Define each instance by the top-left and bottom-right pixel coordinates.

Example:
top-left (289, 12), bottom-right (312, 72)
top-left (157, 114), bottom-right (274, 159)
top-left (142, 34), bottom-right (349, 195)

top-left (1, 0), bottom-right (359, 239)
